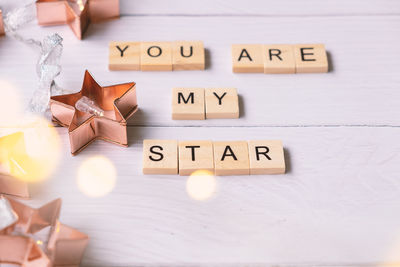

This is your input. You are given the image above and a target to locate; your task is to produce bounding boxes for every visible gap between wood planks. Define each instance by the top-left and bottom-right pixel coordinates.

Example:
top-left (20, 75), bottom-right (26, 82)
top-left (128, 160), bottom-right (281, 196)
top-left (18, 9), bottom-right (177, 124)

top-left (125, 125), bottom-right (400, 128)
top-left (120, 13), bottom-right (400, 18)
top-left (2, 125), bottom-right (400, 130)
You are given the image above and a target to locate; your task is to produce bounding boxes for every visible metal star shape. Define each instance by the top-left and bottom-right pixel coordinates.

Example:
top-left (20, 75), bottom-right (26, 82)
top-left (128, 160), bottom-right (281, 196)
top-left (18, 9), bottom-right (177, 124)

top-left (0, 196), bottom-right (88, 266)
top-left (50, 70), bottom-right (138, 155)
top-left (3, 197), bottom-right (62, 234)
top-left (36, 0), bottom-right (119, 40)
top-left (0, 235), bottom-right (50, 267)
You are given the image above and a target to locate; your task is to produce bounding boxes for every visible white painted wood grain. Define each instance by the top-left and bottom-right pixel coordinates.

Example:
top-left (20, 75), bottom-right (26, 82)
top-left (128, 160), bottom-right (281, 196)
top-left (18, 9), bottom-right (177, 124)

top-left (2, 15), bottom-right (400, 127)
top-left (1, 1), bottom-right (400, 266)
top-left (22, 126), bottom-right (400, 266)
top-left (120, 0), bottom-right (400, 16)
top-left (1, 0), bottom-right (399, 16)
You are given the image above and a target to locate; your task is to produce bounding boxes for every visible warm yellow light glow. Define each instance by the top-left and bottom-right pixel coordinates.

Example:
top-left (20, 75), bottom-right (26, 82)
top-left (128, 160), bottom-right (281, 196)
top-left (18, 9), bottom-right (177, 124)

top-left (36, 240), bottom-right (43, 245)
top-left (186, 170), bottom-right (217, 201)
top-left (77, 0), bottom-right (84, 11)
top-left (0, 116), bottom-right (61, 183)
top-left (55, 221), bottom-right (61, 233)
top-left (0, 80), bottom-right (23, 127)
top-left (77, 156), bottom-right (117, 198)
top-left (384, 232), bottom-right (400, 263)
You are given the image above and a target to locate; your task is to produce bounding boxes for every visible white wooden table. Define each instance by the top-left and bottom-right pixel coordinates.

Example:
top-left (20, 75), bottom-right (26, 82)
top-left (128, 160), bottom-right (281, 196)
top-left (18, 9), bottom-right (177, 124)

top-left (1, 0), bottom-right (400, 266)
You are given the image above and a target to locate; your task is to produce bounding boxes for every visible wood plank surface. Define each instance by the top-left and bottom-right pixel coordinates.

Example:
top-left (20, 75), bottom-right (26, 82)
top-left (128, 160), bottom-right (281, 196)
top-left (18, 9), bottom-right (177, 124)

top-left (22, 126), bottom-right (400, 266)
top-left (1, 15), bottom-right (400, 127)
top-left (2, 0), bottom-right (399, 16)
top-left (120, 0), bottom-right (400, 16)
top-left (1, 1), bottom-right (400, 266)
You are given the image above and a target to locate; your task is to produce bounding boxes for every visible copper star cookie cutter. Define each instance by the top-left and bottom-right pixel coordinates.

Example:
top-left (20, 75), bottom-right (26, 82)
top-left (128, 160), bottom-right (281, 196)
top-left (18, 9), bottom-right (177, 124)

top-left (0, 196), bottom-right (88, 266)
top-left (50, 70), bottom-right (138, 155)
top-left (36, 0), bottom-right (119, 39)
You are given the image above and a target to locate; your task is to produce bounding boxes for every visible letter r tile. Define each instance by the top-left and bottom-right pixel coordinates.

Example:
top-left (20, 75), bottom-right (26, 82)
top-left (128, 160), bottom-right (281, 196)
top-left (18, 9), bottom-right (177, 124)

top-left (263, 44), bottom-right (295, 74)
top-left (172, 88), bottom-right (205, 120)
top-left (248, 140), bottom-right (285, 174)
top-left (143, 140), bottom-right (178, 174)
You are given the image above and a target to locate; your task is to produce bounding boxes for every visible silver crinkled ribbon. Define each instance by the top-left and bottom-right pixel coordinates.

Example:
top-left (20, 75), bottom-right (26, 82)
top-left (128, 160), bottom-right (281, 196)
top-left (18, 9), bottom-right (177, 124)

top-left (3, 2), bottom-right (68, 117)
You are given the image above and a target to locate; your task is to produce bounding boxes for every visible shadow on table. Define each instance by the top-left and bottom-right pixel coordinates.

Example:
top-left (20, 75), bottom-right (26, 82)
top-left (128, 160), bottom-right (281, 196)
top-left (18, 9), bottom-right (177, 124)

top-left (284, 148), bottom-right (292, 174)
top-left (238, 94), bottom-right (245, 118)
top-left (205, 48), bottom-right (212, 70)
top-left (327, 51), bottom-right (335, 72)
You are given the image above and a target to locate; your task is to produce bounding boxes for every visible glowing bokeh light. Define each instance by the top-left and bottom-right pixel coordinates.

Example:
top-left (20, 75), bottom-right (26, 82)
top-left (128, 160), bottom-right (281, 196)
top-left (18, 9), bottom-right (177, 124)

top-left (186, 170), bottom-right (217, 201)
top-left (0, 80), bottom-right (23, 127)
top-left (77, 0), bottom-right (85, 11)
top-left (77, 156), bottom-right (117, 198)
top-left (0, 116), bottom-right (61, 183)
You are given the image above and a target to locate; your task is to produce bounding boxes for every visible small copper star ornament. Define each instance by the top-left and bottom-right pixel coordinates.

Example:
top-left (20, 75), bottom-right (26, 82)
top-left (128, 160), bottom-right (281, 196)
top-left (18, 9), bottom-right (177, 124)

top-left (36, 0), bottom-right (119, 39)
top-left (0, 196), bottom-right (89, 266)
top-left (5, 197), bottom-right (61, 234)
top-left (0, 236), bottom-right (51, 267)
top-left (50, 70), bottom-right (138, 155)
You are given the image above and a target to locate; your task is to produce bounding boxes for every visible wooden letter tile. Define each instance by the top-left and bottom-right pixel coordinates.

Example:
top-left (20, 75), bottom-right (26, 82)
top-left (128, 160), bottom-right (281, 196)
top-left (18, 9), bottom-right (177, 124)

top-left (248, 140), bottom-right (285, 174)
top-left (294, 44), bottom-right (328, 73)
top-left (109, 41), bottom-right (140, 71)
top-left (140, 42), bottom-right (172, 71)
top-left (232, 44), bottom-right (264, 73)
top-left (143, 140), bottom-right (178, 174)
top-left (172, 41), bottom-right (205, 70)
top-left (213, 141), bottom-right (249, 175)
top-left (172, 88), bottom-right (205, 120)
top-left (263, 44), bottom-right (295, 74)
top-left (178, 140), bottom-right (214, 176)
top-left (205, 88), bottom-right (239, 119)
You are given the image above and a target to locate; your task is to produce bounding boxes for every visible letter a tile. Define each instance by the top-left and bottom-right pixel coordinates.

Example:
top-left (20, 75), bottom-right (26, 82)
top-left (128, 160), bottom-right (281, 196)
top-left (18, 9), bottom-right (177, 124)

top-left (143, 140), bottom-right (178, 174)
top-left (172, 88), bottom-right (205, 120)
top-left (232, 44), bottom-right (264, 73)
top-left (213, 141), bottom-right (249, 176)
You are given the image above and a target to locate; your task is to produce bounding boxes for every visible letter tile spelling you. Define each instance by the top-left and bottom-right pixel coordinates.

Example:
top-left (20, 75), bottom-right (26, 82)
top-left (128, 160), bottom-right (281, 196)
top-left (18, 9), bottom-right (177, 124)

top-left (140, 42), bottom-right (173, 71)
top-left (172, 41), bottom-right (205, 70)
top-left (109, 41), bottom-right (140, 70)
